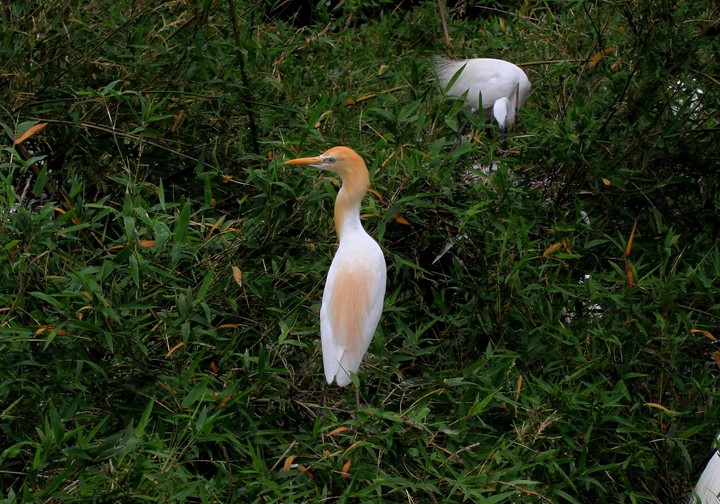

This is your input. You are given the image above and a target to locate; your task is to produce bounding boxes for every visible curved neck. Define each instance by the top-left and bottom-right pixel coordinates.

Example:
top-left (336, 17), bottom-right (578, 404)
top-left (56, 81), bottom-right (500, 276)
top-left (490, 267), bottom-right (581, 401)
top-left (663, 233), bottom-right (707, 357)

top-left (333, 170), bottom-right (369, 240)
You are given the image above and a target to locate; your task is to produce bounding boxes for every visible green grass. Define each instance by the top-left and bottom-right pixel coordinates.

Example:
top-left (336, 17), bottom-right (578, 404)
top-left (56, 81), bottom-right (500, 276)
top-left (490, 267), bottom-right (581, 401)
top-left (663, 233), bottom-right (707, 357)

top-left (1, 0), bottom-right (718, 502)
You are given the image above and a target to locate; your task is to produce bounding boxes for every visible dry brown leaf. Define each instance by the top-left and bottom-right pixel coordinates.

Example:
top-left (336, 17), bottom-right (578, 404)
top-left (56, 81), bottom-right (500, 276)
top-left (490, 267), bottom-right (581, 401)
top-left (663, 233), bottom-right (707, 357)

top-left (393, 214), bottom-right (410, 226)
top-left (602, 178), bottom-right (612, 186)
top-left (690, 328), bottom-right (716, 340)
top-left (515, 374), bottom-right (523, 402)
top-left (341, 459), bottom-right (352, 477)
top-left (322, 176), bottom-right (340, 187)
top-left (543, 242), bottom-right (563, 257)
top-left (624, 219), bottom-right (638, 257)
top-left (207, 215), bottom-right (226, 233)
top-left (367, 188), bottom-right (384, 203)
top-left (712, 352), bottom-right (720, 369)
top-left (377, 64), bottom-right (389, 76)
top-left (349, 93), bottom-right (376, 105)
top-left (626, 259), bottom-right (634, 287)
top-left (215, 393), bottom-right (232, 410)
top-left (139, 239), bottom-right (155, 248)
top-left (166, 341), bottom-right (184, 358)
top-left (588, 48), bottom-right (614, 68)
top-left (644, 402), bottom-right (677, 414)
top-left (231, 265), bottom-right (243, 286)
top-left (297, 464), bottom-right (314, 479)
top-left (328, 426), bottom-right (351, 436)
top-left (499, 18), bottom-right (506, 33)
top-left (171, 110), bottom-right (185, 133)
top-left (218, 323), bottom-right (240, 329)
top-left (15, 122), bottom-right (48, 145)
top-left (35, 325), bottom-right (68, 336)
top-left (283, 455), bottom-right (297, 472)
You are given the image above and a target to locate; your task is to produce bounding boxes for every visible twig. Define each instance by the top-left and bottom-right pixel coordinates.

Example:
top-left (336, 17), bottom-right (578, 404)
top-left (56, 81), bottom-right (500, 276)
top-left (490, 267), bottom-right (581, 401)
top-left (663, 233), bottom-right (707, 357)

top-left (227, 0), bottom-right (260, 155)
top-left (437, 0), bottom-right (451, 54)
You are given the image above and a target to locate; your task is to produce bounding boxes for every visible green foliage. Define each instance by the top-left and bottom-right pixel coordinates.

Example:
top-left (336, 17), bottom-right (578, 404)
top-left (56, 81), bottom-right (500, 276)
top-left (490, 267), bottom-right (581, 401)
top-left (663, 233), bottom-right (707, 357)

top-left (1, 0), bottom-right (718, 502)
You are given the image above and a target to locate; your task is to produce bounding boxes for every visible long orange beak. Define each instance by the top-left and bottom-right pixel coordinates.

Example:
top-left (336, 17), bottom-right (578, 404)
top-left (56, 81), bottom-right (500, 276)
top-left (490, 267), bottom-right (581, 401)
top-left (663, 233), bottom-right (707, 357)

top-left (285, 155), bottom-right (324, 166)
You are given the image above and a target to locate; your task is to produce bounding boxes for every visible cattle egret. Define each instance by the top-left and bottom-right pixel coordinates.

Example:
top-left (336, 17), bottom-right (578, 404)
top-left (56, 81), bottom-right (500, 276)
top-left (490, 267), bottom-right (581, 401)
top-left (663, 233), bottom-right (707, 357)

top-left (434, 57), bottom-right (531, 133)
top-left (691, 434), bottom-right (720, 503)
top-left (285, 147), bottom-right (386, 387)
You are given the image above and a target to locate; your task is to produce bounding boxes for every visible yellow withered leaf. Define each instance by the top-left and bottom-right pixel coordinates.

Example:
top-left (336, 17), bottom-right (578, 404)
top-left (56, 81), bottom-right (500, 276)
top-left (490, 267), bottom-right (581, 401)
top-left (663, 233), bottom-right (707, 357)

top-left (367, 188), bottom-right (384, 202)
top-left (602, 178), bottom-right (612, 186)
top-left (626, 259), bottom-right (634, 287)
top-left (499, 18), bottom-right (506, 33)
top-left (328, 426), bottom-right (351, 436)
top-left (515, 374), bottom-right (523, 402)
top-left (35, 325), bottom-right (67, 336)
top-left (690, 328), bottom-right (716, 340)
top-left (644, 402), bottom-right (678, 414)
top-left (166, 342), bottom-right (184, 358)
top-left (297, 464), bottom-right (314, 479)
top-left (588, 48), bottom-right (614, 68)
top-left (170, 109), bottom-right (185, 133)
top-left (215, 393), bottom-right (232, 410)
top-left (231, 265), bottom-right (243, 286)
top-left (624, 219), bottom-right (638, 257)
top-left (712, 352), bottom-right (720, 369)
top-left (283, 455), bottom-right (297, 472)
top-left (15, 122), bottom-right (48, 145)
top-left (350, 93), bottom-right (376, 105)
top-left (543, 242), bottom-right (563, 257)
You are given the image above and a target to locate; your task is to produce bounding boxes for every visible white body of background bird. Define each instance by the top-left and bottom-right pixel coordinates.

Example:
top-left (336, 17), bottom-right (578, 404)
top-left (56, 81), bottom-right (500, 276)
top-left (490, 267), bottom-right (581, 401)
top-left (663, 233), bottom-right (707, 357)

top-left (691, 434), bottom-right (720, 503)
top-left (434, 57), bottom-right (531, 133)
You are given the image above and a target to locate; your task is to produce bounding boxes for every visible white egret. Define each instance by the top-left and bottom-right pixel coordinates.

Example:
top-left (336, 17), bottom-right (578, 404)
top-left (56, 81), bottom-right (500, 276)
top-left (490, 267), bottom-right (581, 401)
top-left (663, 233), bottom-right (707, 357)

top-left (691, 434), bottom-right (720, 503)
top-left (434, 57), bottom-right (531, 133)
top-left (285, 147), bottom-right (386, 387)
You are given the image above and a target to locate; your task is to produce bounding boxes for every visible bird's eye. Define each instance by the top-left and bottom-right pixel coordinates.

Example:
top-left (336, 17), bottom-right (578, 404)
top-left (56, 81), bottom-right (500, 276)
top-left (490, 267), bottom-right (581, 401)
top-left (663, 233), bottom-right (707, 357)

top-left (324, 157), bottom-right (336, 164)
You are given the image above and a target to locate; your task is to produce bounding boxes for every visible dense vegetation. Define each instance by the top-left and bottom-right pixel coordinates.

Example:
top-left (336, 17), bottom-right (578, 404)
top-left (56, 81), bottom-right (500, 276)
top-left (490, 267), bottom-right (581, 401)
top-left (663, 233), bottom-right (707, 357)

top-left (1, 1), bottom-right (718, 502)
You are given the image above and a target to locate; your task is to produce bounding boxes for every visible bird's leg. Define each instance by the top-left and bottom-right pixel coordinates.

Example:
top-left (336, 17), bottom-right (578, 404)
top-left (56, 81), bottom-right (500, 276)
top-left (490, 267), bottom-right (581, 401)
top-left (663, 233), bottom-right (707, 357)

top-left (454, 117), bottom-right (469, 148)
top-left (500, 130), bottom-right (508, 151)
top-left (321, 383), bottom-right (328, 407)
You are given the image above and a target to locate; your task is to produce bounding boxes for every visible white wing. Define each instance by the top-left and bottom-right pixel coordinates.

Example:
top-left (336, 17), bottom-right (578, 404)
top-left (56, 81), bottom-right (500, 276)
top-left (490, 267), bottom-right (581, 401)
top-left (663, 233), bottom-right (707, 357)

top-left (434, 57), bottom-right (531, 126)
top-left (694, 436), bottom-right (720, 503)
top-left (320, 231), bottom-right (386, 386)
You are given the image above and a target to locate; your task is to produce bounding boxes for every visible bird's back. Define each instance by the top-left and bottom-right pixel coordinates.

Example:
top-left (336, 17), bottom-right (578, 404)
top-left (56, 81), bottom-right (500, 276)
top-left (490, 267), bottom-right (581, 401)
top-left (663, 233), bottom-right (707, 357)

top-left (434, 57), bottom-right (530, 120)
